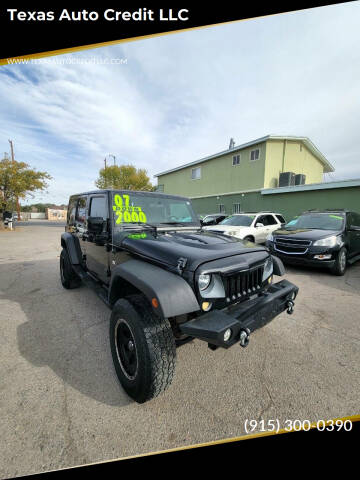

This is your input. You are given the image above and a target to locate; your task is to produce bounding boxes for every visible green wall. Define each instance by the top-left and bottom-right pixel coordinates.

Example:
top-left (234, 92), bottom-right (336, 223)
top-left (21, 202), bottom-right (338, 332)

top-left (157, 142), bottom-right (266, 198)
top-left (192, 186), bottom-right (360, 222)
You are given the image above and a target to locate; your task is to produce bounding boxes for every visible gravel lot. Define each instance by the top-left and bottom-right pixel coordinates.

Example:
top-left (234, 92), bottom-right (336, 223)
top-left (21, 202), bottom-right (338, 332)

top-left (0, 224), bottom-right (359, 478)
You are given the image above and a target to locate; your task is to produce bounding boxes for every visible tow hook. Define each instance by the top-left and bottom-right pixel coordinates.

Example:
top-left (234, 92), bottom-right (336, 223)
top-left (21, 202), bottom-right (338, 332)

top-left (286, 300), bottom-right (295, 315)
top-left (239, 328), bottom-right (250, 348)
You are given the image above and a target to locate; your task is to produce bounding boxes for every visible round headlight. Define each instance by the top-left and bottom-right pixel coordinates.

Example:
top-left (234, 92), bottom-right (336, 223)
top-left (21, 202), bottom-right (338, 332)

top-left (198, 273), bottom-right (211, 291)
top-left (262, 256), bottom-right (274, 281)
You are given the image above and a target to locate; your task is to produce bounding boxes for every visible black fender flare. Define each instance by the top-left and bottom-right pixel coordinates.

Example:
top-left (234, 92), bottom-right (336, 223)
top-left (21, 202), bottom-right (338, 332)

top-left (61, 232), bottom-right (82, 265)
top-left (109, 259), bottom-right (200, 318)
top-left (271, 255), bottom-right (285, 276)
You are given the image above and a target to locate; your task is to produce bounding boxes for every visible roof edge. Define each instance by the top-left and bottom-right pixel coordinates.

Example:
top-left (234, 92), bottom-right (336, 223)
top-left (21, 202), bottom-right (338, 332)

top-left (155, 135), bottom-right (334, 177)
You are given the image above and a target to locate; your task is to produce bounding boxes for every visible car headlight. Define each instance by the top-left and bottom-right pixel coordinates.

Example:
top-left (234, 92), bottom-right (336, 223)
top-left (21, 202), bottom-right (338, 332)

top-left (262, 256), bottom-right (273, 281)
top-left (313, 235), bottom-right (339, 247)
top-left (227, 231), bottom-right (238, 236)
top-left (266, 233), bottom-right (273, 242)
top-left (198, 273), bottom-right (212, 291)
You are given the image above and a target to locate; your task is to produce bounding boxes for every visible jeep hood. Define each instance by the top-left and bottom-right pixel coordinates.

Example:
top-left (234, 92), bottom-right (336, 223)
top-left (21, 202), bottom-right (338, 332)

top-left (120, 229), bottom-right (266, 271)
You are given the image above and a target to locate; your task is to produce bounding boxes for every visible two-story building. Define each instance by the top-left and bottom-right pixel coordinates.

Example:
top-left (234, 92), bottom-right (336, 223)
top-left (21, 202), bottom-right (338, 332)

top-left (155, 135), bottom-right (360, 220)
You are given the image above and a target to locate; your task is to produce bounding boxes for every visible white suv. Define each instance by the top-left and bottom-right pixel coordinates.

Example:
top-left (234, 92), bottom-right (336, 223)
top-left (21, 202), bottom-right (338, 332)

top-left (204, 212), bottom-right (285, 243)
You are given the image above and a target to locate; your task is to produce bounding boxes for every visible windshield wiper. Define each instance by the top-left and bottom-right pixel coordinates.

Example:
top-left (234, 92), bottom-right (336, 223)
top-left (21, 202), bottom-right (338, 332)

top-left (122, 222), bottom-right (158, 230)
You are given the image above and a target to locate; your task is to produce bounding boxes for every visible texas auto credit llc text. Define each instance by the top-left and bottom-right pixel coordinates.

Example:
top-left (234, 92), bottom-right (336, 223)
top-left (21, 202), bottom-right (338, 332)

top-left (5, 8), bottom-right (190, 22)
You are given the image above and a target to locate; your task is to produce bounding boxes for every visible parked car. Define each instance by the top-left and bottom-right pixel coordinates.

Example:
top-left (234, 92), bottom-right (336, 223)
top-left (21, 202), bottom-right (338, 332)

top-left (204, 212), bottom-right (285, 243)
top-left (266, 209), bottom-right (360, 275)
top-left (201, 213), bottom-right (227, 226)
top-left (60, 190), bottom-right (298, 403)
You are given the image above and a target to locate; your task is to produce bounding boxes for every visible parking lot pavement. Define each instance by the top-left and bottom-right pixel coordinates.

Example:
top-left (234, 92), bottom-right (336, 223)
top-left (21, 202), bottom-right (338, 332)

top-left (0, 225), bottom-right (359, 478)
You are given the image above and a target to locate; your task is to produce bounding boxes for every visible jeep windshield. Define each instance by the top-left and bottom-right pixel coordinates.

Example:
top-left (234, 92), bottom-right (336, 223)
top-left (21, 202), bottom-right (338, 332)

top-left (219, 215), bottom-right (255, 226)
top-left (285, 213), bottom-right (345, 230)
top-left (111, 191), bottom-right (199, 230)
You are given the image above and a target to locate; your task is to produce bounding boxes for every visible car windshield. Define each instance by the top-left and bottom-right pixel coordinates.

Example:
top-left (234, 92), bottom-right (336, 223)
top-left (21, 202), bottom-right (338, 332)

top-left (111, 191), bottom-right (199, 230)
top-left (219, 215), bottom-right (254, 226)
top-left (285, 213), bottom-right (345, 230)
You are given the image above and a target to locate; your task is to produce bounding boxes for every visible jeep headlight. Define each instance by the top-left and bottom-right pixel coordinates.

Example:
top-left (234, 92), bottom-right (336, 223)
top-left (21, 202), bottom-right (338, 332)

top-left (198, 273), bottom-right (211, 291)
top-left (262, 257), bottom-right (273, 281)
top-left (266, 233), bottom-right (274, 242)
top-left (313, 235), bottom-right (339, 247)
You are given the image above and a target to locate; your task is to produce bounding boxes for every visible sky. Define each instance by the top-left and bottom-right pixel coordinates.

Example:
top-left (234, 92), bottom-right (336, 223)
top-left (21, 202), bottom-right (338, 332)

top-left (1, 2), bottom-right (360, 205)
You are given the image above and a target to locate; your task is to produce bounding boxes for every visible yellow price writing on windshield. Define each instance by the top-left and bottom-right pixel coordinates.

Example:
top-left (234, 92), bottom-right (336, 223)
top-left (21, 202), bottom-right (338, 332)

top-left (113, 194), bottom-right (147, 224)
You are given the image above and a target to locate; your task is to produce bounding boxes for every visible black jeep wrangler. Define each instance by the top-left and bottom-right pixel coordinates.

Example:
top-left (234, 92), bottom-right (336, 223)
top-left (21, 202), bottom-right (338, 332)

top-left (60, 189), bottom-right (298, 403)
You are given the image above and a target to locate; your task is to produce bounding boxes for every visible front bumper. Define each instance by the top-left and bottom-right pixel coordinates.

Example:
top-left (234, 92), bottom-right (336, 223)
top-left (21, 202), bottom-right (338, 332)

top-left (266, 241), bottom-right (336, 268)
top-left (179, 279), bottom-right (298, 349)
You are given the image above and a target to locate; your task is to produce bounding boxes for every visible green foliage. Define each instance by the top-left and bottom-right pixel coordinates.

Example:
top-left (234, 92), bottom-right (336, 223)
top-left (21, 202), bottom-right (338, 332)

top-left (0, 157), bottom-right (52, 213)
top-left (95, 164), bottom-right (154, 191)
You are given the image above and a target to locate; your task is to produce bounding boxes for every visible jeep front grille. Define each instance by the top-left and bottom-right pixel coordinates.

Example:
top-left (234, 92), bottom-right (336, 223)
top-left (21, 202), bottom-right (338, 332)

top-left (223, 265), bottom-right (264, 302)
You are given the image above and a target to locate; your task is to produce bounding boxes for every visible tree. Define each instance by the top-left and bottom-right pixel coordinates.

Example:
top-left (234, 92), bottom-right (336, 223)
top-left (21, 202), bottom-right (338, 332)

top-left (0, 157), bottom-right (52, 221)
top-left (95, 164), bottom-right (154, 191)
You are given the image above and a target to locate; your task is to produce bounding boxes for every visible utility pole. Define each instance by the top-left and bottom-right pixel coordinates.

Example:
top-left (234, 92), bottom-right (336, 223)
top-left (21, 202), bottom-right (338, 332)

top-left (108, 154), bottom-right (116, 166)
top-left (8, 139), bottom-right (20, 220)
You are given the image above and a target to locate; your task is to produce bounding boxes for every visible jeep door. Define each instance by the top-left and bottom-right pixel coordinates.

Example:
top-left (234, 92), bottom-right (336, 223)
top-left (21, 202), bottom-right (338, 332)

top-left (71, 195), bottom-right (88, 260)
top-left (85, 193), bottom-right (110, 284)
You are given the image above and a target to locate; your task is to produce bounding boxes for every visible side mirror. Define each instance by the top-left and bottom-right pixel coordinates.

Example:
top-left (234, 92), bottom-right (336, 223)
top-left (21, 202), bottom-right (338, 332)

top-left (256, 222), bottom-right (264, 228)
top-left (200, 220), bottom-right (204, 226)
top-left (88, 216), bottom-right (104, 234)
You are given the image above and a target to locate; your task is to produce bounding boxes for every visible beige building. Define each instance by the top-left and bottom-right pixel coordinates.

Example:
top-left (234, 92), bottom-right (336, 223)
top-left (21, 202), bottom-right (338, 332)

top-left (46, 208), bottom-right (67, 221)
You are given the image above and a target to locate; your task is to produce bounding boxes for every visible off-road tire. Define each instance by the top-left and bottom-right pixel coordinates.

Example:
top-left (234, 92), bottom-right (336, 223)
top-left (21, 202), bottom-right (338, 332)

top-left (110, 294), bottom-right (176, 403)
top-left (331, 247), bottom-right (347, 276)
top-left (60, 248), bottom-right (81, 289)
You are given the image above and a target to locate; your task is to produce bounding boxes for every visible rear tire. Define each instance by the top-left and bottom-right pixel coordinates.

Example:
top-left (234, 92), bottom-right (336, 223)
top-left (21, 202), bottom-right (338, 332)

top-left (60, 248), bottom-right (81, 289)
top-left (331, 247), bottom-right (347, 276)
top-left (110, 294), bottom-right (176, 403)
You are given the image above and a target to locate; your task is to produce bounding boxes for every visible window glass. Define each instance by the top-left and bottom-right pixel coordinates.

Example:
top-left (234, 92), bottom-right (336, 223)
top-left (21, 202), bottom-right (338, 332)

top-left (111, 192), bottom-right (198, 227)
top-left (276, 214), bottom-right (286, 224)
top-left (76, 197), bottom-right (87, 223)
top-left (191, 167), bottom-right (201, 179)
top-left (232, 155), bottom-right (240, 166)
top-left (263, 215), bottom-right (277, 225)
top-left (250, 149), bottom-right (260, 161)
top-left (68, 197), bottom-right (77, 224)
top-left (220, 215), bottom-right (254, 226)
top-left (351, 212), bottom-right (360, 227)
top-left (218, 204), bottom-right (225, 213)
top-left (233, 203), bottom-right (241, 214)
top-left (285, 213), bottom-right (345, 230)
top-left (90, 196), bottom-right (107, 219)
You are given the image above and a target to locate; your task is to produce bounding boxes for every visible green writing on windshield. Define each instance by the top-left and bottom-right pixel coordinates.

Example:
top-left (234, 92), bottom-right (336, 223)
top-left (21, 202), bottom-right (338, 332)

top-left (113, 194), bottom-right (147, 224)
top-left (329, 215), bottom-right (343, 220)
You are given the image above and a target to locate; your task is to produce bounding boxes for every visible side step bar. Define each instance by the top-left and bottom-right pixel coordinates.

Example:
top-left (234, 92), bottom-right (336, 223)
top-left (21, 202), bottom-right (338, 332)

top-left (72, 266), bottom-right (111, 308)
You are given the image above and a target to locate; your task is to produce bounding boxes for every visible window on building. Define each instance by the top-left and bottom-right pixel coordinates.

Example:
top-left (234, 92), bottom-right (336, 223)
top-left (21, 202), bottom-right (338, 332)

top-left (157, 184), bottom-right (164, 192)
top-left (191, 167), bottom-right (201, 179)
top-left (89, 196), bottom-right (107, 219)
top-left (233, 203), bottom-right (241, 214)
top-left (232, 155), bottom-right (240, 166)
top-left (250, 149), bottom-right (260, 161)
top-left (218, 204), bottom-right (225, 213)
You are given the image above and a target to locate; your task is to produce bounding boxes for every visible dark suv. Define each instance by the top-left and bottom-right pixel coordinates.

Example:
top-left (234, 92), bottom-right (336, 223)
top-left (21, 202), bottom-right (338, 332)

top-left (266, 209), bottom-right (360, 275)
top-left (60, 189), bottom-right (298, 403)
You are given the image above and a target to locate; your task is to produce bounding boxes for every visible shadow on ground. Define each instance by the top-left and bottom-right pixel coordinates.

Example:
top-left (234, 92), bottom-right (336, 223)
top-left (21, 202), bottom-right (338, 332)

top-left (2, 258), bottom-right (131, 407)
